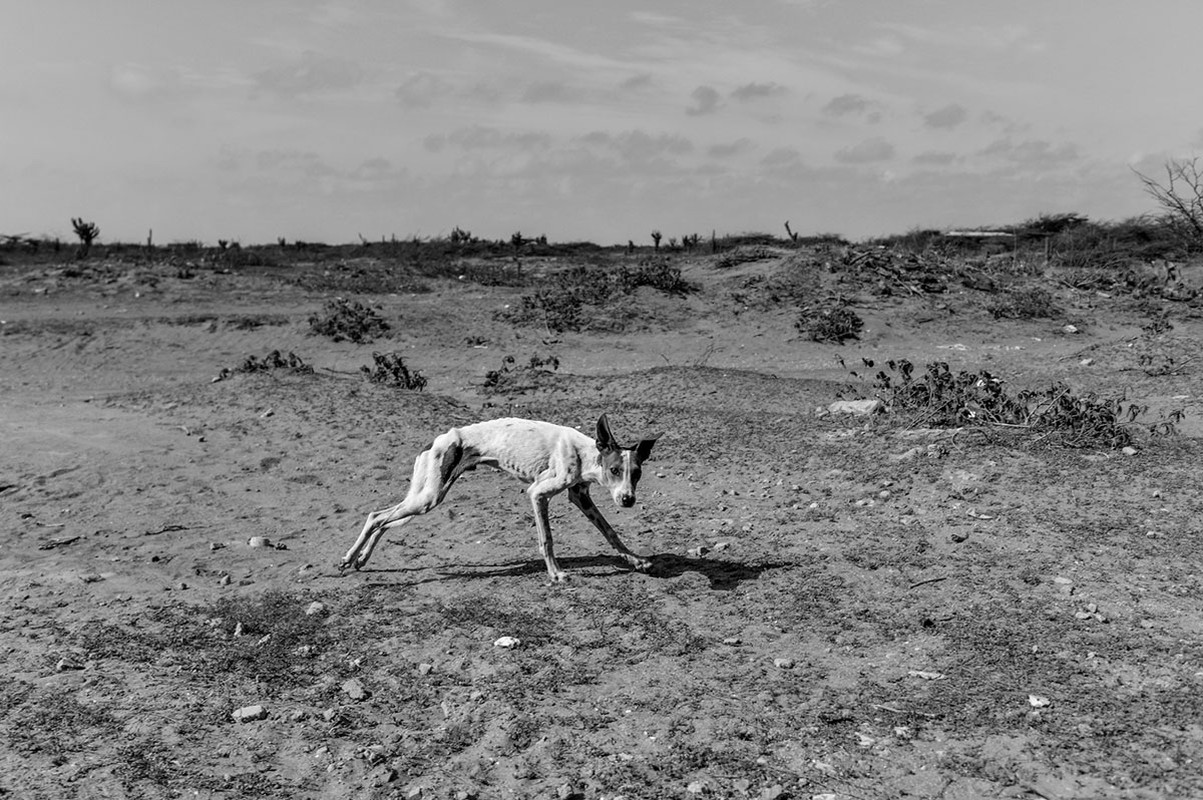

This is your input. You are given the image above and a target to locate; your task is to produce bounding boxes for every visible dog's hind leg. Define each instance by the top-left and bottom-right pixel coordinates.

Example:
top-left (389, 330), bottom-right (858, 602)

top-left (567, 485), bottom-right (652, 572)
top-left (341, 432), bottom-right (466, 571)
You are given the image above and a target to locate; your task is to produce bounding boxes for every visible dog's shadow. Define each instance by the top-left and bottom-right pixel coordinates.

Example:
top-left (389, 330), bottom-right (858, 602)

top-left (362, 553), bottom-right (787, 590)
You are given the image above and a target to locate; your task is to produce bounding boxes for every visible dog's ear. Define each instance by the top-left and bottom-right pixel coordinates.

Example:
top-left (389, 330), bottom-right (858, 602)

top-left (596, 414), bottom-right (618, 451)
top-left (634, 433), bottom-right (662, 464)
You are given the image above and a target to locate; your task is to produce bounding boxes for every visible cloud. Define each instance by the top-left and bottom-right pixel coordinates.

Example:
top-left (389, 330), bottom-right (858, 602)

top-left (620, 73), bottom-right (653, 91)
top-left (822, 93), bottom-right (872, 117)
top-left (924, 103), bottom-right (968, 130)
top-left (708, 139), bottom-right (754, 158)
top-left (424, 126), bottom-right (552, 152)
top-left (913, 151), bottom-right (957, 166)
top-left (109, 63), bottom-right (177, 101)
top-left (980, 138), bottom-right (1080, 168)
top-left (834, 137), bottom-right (895, 164)
top-left (521, 81), bottom-right (580, 104)
top-left (395, 72), bottom-right (451, 108)
top-left (253, 51), bottom-right (364, 96)
top-left (579, 130), bottom-right (694, 164)
top-left (731, 82), bottom-right (785, 102)
top-left (761, 147), bottom-right (803, 168)
top-left (686, 85), bottom-right (720, 116)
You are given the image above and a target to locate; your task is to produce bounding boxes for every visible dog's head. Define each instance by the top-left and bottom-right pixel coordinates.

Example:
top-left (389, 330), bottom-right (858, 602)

top-left (595, 414), bottom-right (661, 508)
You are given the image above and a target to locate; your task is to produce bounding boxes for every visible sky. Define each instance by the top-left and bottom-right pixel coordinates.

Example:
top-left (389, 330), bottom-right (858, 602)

top-left (3, 1), bottom-right (1202, 245)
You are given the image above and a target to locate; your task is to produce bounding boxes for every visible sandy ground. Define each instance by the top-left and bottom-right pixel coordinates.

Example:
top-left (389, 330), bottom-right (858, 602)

top-left (1, 247), bottom-right (1202, 799)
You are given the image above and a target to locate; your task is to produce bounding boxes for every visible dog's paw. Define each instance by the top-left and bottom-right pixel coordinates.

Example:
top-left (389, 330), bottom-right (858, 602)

top-left (549, 571), bottom-right (571, 584)
top-left (630, 557), bottom-right (654, 573)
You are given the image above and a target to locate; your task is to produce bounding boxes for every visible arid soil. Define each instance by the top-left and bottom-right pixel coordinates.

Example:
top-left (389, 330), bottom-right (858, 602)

top-left (1, 245), bottom-right (1201, 799)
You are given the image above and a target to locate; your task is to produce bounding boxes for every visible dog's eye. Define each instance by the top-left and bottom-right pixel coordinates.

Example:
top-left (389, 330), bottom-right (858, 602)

top-left (610, 467), bottom-right (622, 476)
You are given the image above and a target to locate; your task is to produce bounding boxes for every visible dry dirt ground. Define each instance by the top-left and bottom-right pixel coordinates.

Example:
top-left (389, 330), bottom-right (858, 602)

top-left (1, 246), bottom-right (1202, 799)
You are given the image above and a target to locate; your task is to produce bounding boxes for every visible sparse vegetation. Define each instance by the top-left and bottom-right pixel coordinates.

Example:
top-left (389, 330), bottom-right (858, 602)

top-left (987, 286), bottom-right (1060, 319)
top-left (360, 351), bottom-right (427, 390)
top-left (860, 358), bottom-right (1180, 447)
top-left (308, 297), bottom-right (390, 342)
top-left (797, 305), bottom-right (863, 343)
top-left (482, 353), bottom-right (560, 393)
top-left (71, 217), bottom-right (100, 259)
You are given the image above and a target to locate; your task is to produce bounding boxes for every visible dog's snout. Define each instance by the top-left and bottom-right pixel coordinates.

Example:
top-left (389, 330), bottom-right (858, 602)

top-left (620, 495), bottom-right (636, 508)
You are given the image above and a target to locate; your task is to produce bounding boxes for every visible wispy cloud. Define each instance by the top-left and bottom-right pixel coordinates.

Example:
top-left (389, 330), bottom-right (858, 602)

top-left (252, 51), bottom-right (364, 97)
top-left (686, 85), bottom-right (721, 116)
top-left (731, 82), bottom-right (786, 102)
top-left (835, 137), bottom-right (895, 164)
top-left (924, 103), bottom-right (968, 130)
top-left (822, 93), bottom-right (873, 117)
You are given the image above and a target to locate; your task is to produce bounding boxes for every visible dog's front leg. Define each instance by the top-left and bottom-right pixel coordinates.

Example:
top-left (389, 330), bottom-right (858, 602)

top-left (567, 486), bottom-right (653, 573)
top-left (528, 489), bottom-right (568, 583)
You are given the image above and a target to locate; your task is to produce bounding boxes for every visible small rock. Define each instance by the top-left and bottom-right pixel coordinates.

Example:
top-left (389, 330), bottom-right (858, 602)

top-left (950, 531), bottom-right (969, 543)
top-left (260, 408), bottom-right (274, 419)
top-left (304, 601), bottom-right (326, 616)
top-left (289, 709), bottom-right (308, 722)
top-left (342, 678), bottom-right (370, 701)
top-left (878, 490), bottom-right (891, 500)
top-left (247, 536), bottom-right (271, 548)
top-left (827, 398), bottom-right (882, 417)
top-left (493, 636), bottom-right (520, 649)
top-left (712, 541), bottom-right (731, 551)
top-left (232, 621), bottom-right (243, 637)
top-left (1122, 446), bottom-right (1137, 457)
top-left (1079, 358), bottom-right (1094, 366)
top-left (1028, 695), bottom-right (1051, 708)
top-left (1063, 324), bottom-right (1079, 334)
top-left (853, 498), bottom-right (876, 508)
top-left (417, 662), bottom-right (434, 675)
top-left (686, 780), bottom-right (706, 794)
top-left (232, 705), bottom-right (267, 723)
top-left (209, 542), bottom-right (225, 551)
top-left (686, 545), bottom-right (709, 558)
top-left (722, 637), bottom-right (741, 646)
top-left (56, 658), bottom-right (84, 672)
top-left (218, 574), bottom-right (231, 586)
top-left (557, 783), bottom-right (574, 800)
top-left (732, 778), bottom-right (751, 793)
top-left (80, 573), bottom-right (104, 584)
top-left (1152, 488), bottom-right (1162, 498)
top-left (773, 657), bottom-right (795, 669)
top-left (405, 786), bottom-right (424, 799)
top-left (760, 785), bottom-right (786, 800)
top-left (369, 767), bottom-right (397, 786)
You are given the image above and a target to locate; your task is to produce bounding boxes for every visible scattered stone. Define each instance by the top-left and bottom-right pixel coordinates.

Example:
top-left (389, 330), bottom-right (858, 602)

top-left (289, 709), bottom-right (308, 722)
top-left (773, 657), bottom-right (795, 669)
top-left (557, 782), bottom-right (574, 800)
top-left (260, 408), bottom-right (275, 419)
top-left (305, 601), bottom-right (326, 616)
top-left (854, 498), bottom-right (876, 508)
top-left (878, 490), bottom-right (891, 500)
top-left (687, 545), bottom-right (709, 558)
top-left (1028, 695), bottom-right (1051, 708)
top-left (232, 621), bottom-right (243, 637)
top-left (1146, 530), bottom-right (1160, 539)
top-left (232, 705), bottom-right (267, 723)
top-left (209, 542), bottom-right (225, 551)
top-left (493, 636), bottom-right (521, 649)
top-left (760, 785), bottom-right (786, 800)
top-left (686, 780), bottom-right (706, 794)
top-left (178, 582), bottom-right (188, 591)
top-left (56, 657), bottom-right (84, 672)
top-left (80, 573), bottom-right (104, 584)
top-left (1080, 358), bottom-right (1094, 366)
top-left (950, 531), bottom-right (969, 543)
top-left (712, 541), bottom-right (731, 552)
top-left (827, 399), bottom-right (882, 417)
top-left (342, 678), bottom-right (370, 701)
top-left (722, 637), bottom-right (742, 646)
top-left (218, 574), bottom-right (231, 586)
top-left (247, 536), bottom-right (271, 548)
top-left (732, 778), bottom-right (751, 793)
top-left (1122, 446), bottom-right (1137, 457)
top-left (369, 767), bottom-right (397, 786)
top-left (1062, 324), bottom-right (1079, 334)
top-left (405, 785), bottom-right (424, 799)
top-left (417, 662), bottom-right (434, 675)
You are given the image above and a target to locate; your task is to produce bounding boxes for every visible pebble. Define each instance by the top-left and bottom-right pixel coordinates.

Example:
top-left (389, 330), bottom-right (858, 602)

top-left (417, 663), bottom-right (434, 675)
top-left (56, 657), bottom-right (84, 672)
top-left (342, 678), bottom-right (370, 701)
top-left (827, 399), bottom-right (882, 416)
top-left (493, 636), bottom-right (521, 649)
top-left (209, 542), bottom-right (225, 551)
top-left (773, 657), bottom-right (795, 669)
top-left (247, 536), bottom-right (271, 548)
top-left (950, 531), bottom-right (969, 543)
top-left (232, 705), bottom-right (267, 723)
top-left (218, 574), bottom-right (231, 586)
top-left (1121, 446), bottom-right (1137, 457)
top-left (1080, 358), bottom-right (1094, 366)
top-left (686, 546), bottom-right (709, 558)
top-left (1063, 324), bottom-right (1079, 334)
top-left (305, 601), bottom-right (326, 616)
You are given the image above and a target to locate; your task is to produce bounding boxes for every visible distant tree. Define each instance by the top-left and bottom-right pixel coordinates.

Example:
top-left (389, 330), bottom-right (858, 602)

top-left (71, 217), bottom-right (99, 259)
top-left (1133, 157), bottom-right (1203, 245)
top-left (651, 230), bottom-right (662, 252)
